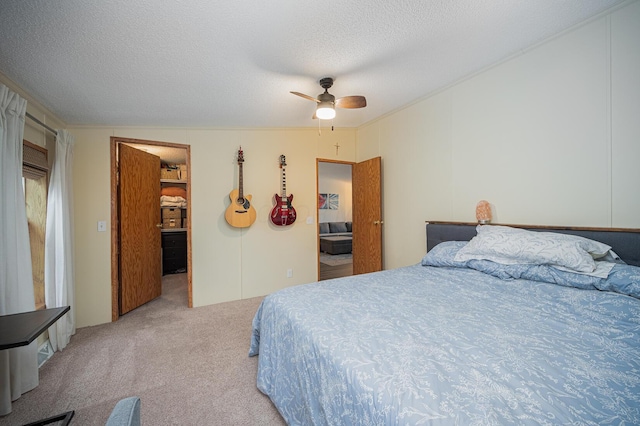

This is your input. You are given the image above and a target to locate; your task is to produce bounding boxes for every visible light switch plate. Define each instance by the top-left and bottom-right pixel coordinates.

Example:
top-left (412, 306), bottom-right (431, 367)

top-left (97, 221), bottom-right (107, 232)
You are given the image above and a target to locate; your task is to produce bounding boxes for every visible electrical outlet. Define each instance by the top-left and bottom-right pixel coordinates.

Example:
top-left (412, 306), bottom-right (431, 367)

top-left (287, 269), bottom-right (293, 278)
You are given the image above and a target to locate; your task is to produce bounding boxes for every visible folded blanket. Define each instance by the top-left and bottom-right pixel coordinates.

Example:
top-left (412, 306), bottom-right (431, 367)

top-left (161, 186), bottom-right (187, 198)
top-left (161, 195), bottom-right (187, 208)
top-left (161, 201), bottom-right (186, 208)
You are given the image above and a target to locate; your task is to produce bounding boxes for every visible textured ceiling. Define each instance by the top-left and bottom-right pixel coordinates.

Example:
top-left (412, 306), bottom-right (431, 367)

top-left (0, 0), bottom-right (625, 129)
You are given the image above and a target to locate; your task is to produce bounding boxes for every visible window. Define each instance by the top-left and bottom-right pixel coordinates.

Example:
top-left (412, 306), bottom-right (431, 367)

top-left (23, 140), bottom-right (49, 310)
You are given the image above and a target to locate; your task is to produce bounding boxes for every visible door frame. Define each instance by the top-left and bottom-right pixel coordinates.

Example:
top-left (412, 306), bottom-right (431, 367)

top-left (110, 137), bottom-right (193, 321)
top-left (316, 158), bottom-right (355, 281)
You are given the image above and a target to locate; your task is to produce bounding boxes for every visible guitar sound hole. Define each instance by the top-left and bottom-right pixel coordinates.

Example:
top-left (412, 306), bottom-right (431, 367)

top-left (237, 197), bottom-right (245, 204)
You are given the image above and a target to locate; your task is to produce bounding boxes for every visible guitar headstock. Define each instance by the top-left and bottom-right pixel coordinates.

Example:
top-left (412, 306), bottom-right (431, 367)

top-left (279, 154), bottom-right (287, 168)
top-left (237, 147), bottom-right (244, 164)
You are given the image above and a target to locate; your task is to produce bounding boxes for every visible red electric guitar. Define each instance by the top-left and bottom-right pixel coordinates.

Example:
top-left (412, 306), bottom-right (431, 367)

top-left (270, 155), bottom-right (296, 226)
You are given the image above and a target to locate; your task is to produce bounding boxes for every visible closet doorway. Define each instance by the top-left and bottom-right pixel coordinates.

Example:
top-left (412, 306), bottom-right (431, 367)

top-left (110, 137), bottom-right (192, 321)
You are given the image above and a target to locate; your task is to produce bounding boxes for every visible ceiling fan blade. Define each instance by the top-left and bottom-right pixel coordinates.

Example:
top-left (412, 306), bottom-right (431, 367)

top-left (335, 96), bottom-right (367, 109)
top-left (290, 91), bottom-right (320, 103)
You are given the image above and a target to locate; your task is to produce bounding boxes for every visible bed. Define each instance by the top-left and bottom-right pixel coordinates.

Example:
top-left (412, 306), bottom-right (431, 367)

top-left (249, 222), bottom-right (640, 425)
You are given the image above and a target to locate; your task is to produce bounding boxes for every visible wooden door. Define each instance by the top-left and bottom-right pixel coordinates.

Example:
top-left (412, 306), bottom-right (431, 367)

top-left (118, 144), bottom-right (162, 315)
top-left (352, 157), bottom-right (382, 275)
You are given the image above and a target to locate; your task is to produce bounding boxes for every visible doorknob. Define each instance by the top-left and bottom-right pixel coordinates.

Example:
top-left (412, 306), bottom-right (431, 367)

top-left (156, 223), bottom-right (163, 228)
top-left (373, 220), bottom-right (384, 225)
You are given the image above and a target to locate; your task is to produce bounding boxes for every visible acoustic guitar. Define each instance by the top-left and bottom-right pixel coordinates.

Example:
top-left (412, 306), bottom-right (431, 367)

top-left (270, 155), bottom-right (296, 226)
top-left (225, 147), bottom-right (257, 228)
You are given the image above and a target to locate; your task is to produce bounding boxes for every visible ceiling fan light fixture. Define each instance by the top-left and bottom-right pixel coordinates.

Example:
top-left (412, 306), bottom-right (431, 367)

top-left (316, 101), bottom-right (336, 120)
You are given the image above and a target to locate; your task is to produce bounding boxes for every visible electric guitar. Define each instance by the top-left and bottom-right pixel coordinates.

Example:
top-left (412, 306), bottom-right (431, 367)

top-left (270, 155), bottom-right (296, 226)
top-left (225, 147), bottom-right (257, 228)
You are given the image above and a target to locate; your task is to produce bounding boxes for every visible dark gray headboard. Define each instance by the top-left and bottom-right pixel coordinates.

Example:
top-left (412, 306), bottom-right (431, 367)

top-left (426, 222), bottom-right (640, 267)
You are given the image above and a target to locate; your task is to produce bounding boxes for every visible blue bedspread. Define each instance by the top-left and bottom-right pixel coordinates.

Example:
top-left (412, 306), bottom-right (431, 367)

top-left (249, 265), bottom-right (640, 425)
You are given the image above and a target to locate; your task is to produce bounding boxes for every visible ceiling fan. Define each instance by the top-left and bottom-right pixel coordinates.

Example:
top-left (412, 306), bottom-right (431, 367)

top-left (290, 77), bottom-right (367, 120)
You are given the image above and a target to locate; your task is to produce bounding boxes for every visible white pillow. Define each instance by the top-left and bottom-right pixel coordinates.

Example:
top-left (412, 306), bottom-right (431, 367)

top-left (454, 225), bottom-right (612, 274)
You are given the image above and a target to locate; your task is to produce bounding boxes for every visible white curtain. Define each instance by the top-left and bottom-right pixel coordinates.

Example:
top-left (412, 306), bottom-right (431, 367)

top-left (44, 129), bottom-right (76, 351)
top-left (0, 85), bottom-right (38, 416)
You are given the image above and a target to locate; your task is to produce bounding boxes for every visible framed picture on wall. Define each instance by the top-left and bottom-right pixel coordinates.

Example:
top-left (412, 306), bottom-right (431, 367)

top-left (319, 193), bottom-right (328, 209)
top-left (328, 193), bottom-right (339, 210)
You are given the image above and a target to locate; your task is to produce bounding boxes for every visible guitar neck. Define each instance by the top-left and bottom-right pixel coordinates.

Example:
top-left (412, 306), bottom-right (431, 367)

top-left (280, 166), bottom-right (287, 199)
top-left (238, 162), bottom-right (244, 199)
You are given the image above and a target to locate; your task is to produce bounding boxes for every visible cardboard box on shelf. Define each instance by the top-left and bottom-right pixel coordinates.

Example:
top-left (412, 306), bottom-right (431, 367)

top-left (162, 208), bottom-right (182, 220)
top-left (161, 167), bottom-right (179, 180)
top-left (177, 164), bottom-right (188, 181)
top-left (162, 218), bottom-right (181, 229)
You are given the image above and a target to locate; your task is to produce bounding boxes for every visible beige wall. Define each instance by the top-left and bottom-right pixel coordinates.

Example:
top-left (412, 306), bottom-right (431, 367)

top-left (357, 1), bottom-right (640, 270)
top-left (69, 126), bottom-right (355, 326)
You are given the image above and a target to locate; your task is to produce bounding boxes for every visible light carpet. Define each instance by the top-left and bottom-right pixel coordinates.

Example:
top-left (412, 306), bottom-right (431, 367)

top-left (319, 253), bottom-right (353, 266)
top-left (0, 274), bottom-right (285, 426)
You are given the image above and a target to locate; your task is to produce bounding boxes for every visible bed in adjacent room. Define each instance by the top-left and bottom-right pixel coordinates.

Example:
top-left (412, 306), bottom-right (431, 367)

top-left (249, 222), bottom-right (640, 425)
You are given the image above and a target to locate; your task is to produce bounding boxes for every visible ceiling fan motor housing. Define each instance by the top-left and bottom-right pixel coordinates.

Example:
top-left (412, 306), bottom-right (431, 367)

top-left (318, 92), bottom-right (335, 103)
top-left (319, 77), bottom-right (334, 90)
